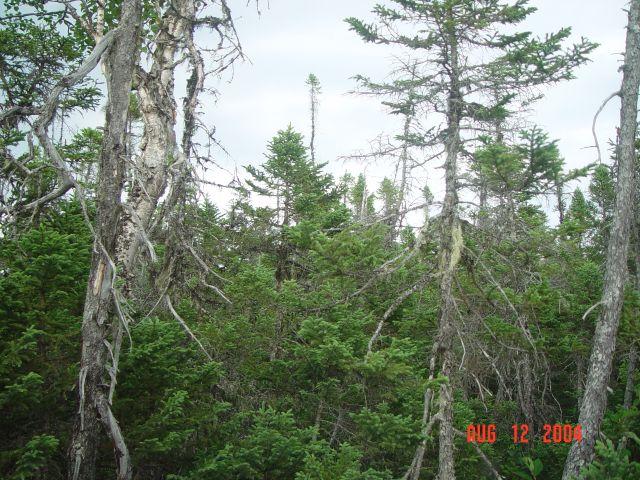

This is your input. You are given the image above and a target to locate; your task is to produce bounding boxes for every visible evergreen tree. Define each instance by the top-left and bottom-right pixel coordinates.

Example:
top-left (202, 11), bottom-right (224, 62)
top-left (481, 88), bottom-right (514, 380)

top-left (563, 1), bottom-right (640, 475)
top-left (2, 3), bottom-right (638, 480)
top-left (348, 1), bottom-right (595, 477)
top-left (246, 125), bottom-right (337, 230)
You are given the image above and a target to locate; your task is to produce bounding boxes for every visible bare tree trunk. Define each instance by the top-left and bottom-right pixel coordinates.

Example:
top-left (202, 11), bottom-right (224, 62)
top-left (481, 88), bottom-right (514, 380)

top-left (618, 343), bottom-right (637, 451)
top-left (436, 145), bottom-right (460, 480)
top-left (517, 352), bottom-right (535, 427)
top-left (436, 15), bottom-right (462, 478)
top-left (623, 344), bottom-right (638, 411)
top-left (404, 344), bottom-right (439, 480)
top-left (108, 0), bottom-right (199, 425)
top-left (68, 1), bottom-right (142, 479)
top-left (329, 408), bottom-right (344, 446)
top-left (118, 0), bottom-right (196, 283)
top-left (306, 74), bottom-right (321, 162)
top-left (556, 182), bottom-right (565, 224)
top-left (389, 110), bottom-right (412, 242)
top-left (311, 399), bottom-right (324, 442)
top-left (310, 89), bottom-right (317, 163)
top-left (477, 181), bottom-right (488, 229)
top-left (575, 355), bottom-right (585, 410)
top-left (562, 2), bottom-right (640, 477)
top-left (619, 216), bottom-right (640, 451)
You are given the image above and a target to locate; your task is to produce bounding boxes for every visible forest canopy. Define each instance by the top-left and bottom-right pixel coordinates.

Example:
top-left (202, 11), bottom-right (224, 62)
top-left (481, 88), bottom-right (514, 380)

top-left (0, 1), bottom-right (639, 479)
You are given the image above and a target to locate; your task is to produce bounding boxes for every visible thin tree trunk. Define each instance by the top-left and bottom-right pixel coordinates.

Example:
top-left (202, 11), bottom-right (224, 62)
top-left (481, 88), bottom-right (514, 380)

top-left (517, 352), bottom-right (535, 427)
top-left (562, 2), bottom-right (640, 477)
top-left (404, 343), bottom-right (439, 480)
top-left (310, 89), bottom-right (317, 163)
top-left (390, 110), bottom-right (412, 242)
top-left (329, 408), bottom-right (344, 446)
top-left (622, 344), bottom-right (638, 411)
top-left (618, 343), bottom-right (637, 451)
top-left (436, 11), bottom-right (462, 477)
top-left (620, 217), bottom-right (640, 451)
top-left (68, 1), bottom-right (142, 478)
top-left (556, 182), bottom-right (565, 224)
top-left (477, 181), bottom-right (488, 228)
top-left (311, 399), bottom-right (324, 442)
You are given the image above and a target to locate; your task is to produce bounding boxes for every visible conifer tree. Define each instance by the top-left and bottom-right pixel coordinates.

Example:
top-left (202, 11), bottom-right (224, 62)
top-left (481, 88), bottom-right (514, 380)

top-left (246, 125), bottom-right (336, 231)
top-left (348, 2), bottom-right (595, 477)
top-left (245, 126), bottom-right (338, 357)
top-left (563, 1), bottom-right (640, 476)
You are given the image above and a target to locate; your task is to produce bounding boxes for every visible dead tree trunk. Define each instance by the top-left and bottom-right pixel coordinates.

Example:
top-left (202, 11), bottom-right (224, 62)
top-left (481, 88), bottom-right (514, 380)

top-left (405, 8), bottom-right (464, 479)
top-left (307, 74), bottom-right (320, 163)
top-left (620, 212), bottom-right (640, 451)
top-left (435, 16), bottom-right (463, 479)
top-left (516, 352), bottom-right (535, 427)
top-left (618, 343), bottom-right (637, 451)
top-left (117, 0), bottom-right (195, 285)
top-left (67, 1), bottom-right (142, 479)
top-left (404, 343), bottom-right (439, 480)
top-left (388, 109), bottom-right (413, 242)
top-left (562, 1), bottom-right (640, 477)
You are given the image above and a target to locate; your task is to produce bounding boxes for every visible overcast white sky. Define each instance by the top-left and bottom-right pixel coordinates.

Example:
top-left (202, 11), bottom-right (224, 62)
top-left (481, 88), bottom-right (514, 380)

top-left (195, 0), bottom-right (628, 218)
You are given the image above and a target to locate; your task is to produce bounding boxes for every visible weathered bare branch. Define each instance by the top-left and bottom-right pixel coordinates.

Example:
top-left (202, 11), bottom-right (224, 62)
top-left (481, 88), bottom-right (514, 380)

top-left (165, 294), bottom-right (213, 361)
top-left (592, 91), bottom-right (621, 164)
top-left (366, 273), bottom-right (432, 354)
top-left (453, 428), bottom-right (504, 480)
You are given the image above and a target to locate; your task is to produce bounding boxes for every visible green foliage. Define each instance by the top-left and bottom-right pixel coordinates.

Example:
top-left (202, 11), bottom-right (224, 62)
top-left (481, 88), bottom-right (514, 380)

top-left (245, 125), bottom-right (338, 225)
top-left (1, 3), bottom-right (637, 480)
top-left (2, 141), bottom-right (639, 479)
top-left (0, 3), bottom-right (95, 108)
top-left (8, 435), bottom-right (59, 480)
top-left (347, 0), bottom-right (596, 123)
top-left (579, 438), bottom-right (640, 479)
top-left (296, 443), bottom-right (391, 480)
top-left (472, 127), bottom-right (573, 201)
top-left (0, 202), bottom-right (90, 479)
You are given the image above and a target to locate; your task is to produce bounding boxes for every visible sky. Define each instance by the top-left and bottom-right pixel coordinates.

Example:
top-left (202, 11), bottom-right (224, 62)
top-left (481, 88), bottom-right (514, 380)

top-left (40, 0), bottom-right (628, 219)
top-left (195, 0), bottom-right (628, 219)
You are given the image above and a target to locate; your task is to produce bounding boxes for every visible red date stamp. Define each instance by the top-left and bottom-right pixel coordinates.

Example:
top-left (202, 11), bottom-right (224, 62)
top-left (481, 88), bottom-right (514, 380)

top-left (466, 424), bottom-right (582, 444)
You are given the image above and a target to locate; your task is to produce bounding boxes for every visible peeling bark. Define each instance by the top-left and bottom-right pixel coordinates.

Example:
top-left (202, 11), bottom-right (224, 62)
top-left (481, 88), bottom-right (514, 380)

top-left (68, 0), bottom-right (142, 478)
top-left (117, 0), bottom-right (196, 287)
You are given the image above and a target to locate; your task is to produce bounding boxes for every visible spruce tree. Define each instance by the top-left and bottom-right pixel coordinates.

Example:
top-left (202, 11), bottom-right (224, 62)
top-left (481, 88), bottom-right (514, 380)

top-left (563, 1), bottom-right (640, 476)
top-left (347, 2), bottom-right (596, 477)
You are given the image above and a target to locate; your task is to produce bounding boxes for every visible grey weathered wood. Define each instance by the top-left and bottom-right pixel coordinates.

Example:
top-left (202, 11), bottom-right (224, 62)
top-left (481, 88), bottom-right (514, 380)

top-left (433, 9), bottom-right (463, 478)
top-left (562, 1), bottom-right (640, 477)
top-left (67, 1), bottom-right (142, 478)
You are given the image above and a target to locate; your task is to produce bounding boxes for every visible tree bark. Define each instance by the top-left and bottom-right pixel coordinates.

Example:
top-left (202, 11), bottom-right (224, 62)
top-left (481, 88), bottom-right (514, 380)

top-left (436, 10), bottom-right (462, 478)
top-left (619, 213), bottom-right (640, 451)
top-left (389, 109), bottom-right (412, 242)
top-left (404, 343), bottom-right (438, 480)
top-left (618, 343), bottom-right (637, 451)
top-left (517, 352), bottom-right (535, 427)
top-left (68, 1), bottom-right (142, 479)
top-left (309, 81), bottom-right (318, 163)
top-left (623, 344), bottom-right (638, 411)
top-left (562, 2), bottom-right (640, 477)
top-left (118, 0), bottom-right (195, 284)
